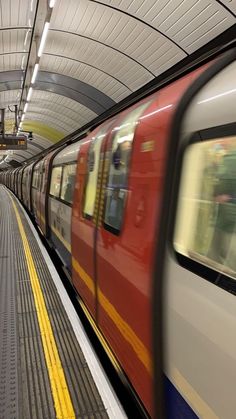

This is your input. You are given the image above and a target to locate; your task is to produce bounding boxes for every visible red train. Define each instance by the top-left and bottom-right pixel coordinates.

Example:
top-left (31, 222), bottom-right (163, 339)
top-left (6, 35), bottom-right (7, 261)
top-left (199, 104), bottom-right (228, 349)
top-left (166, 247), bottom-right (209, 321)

top-left (1, 46), bottom-right (236, 418)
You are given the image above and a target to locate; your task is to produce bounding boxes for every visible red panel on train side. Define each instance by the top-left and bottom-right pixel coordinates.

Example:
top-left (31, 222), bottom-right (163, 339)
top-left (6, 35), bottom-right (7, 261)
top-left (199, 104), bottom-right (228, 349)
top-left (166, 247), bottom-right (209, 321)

top-left (94, 97), bottom-right (166, 414)
top-left (71, 134), bottom-right (97, 317)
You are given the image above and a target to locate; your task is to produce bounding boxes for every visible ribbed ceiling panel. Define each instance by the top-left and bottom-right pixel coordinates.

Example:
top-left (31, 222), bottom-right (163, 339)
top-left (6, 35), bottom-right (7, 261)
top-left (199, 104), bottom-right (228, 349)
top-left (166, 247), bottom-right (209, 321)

top-left (40, 54), bottom-right (131, 102)
top-left (0, 0), bottom-right (33, 27)
top-left (0, 0), bottom-right (235, 164)
top-left (94, 0), bottom-right (235, 53)
top-left (27, 107), bottom-right (79, 132)
top-left (50, 1), bottom-right (185, 75)
top-left (45, 31), bottom-right (154, 91)
top-left (24, 114), bottom-right (69, 134)
top-left (32, 90), bottom-right (97, 125)
top-left (0, 29), bottom-right (28, 54)
top-left (0, 52), bottom-right (26, 71)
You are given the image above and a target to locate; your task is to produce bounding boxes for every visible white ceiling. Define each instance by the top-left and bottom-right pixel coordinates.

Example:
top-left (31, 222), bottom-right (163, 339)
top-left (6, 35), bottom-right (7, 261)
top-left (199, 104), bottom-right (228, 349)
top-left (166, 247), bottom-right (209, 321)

top-left (0, 0), bottom-right (235, 168)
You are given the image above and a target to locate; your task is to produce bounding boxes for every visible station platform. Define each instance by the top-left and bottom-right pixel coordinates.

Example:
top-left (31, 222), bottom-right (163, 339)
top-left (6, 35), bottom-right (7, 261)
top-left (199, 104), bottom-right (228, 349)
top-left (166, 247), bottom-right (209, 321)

top-left (0, 186), bottom-right (126, 419)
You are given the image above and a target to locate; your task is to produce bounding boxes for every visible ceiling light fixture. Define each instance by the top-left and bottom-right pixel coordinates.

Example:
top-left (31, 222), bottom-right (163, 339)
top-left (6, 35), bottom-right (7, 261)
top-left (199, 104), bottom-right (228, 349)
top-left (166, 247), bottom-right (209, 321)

top-left (27, 87), bottom-right (33, 102)
top-left (31, 63), bottom-right (39, 84)
top-left (38, 22), bottom-right (50, 57)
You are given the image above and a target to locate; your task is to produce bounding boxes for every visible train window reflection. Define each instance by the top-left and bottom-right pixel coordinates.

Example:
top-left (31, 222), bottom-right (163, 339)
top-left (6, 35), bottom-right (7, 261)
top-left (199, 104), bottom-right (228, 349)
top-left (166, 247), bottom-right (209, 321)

top-left (174, 135), bottom-right (236, 279)
top-left (60, 164), bottom-right (76, 204)
top-left (32, 168), bottom-right (39, 189)
top-left (50, 166), bottom-right (62, 198)
top-left (83, 129), bottom-right (106, 219)
top-left (104, 102), bottom-right (149, 234)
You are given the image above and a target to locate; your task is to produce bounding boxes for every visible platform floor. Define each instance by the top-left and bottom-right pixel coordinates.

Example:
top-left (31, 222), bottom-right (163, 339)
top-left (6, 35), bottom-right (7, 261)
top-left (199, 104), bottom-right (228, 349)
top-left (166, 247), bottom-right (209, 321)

top-left (0, 186), bottom-right (126, 419)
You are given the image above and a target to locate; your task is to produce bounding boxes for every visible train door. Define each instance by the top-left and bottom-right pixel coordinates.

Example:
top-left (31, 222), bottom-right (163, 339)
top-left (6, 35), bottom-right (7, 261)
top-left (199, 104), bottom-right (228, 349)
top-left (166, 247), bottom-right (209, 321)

top-left (38, 158), bottom-right (46, 234)
top-left (44, 148), bottom-right (67, 238)
top-left (71, 124), bottom-right (112, 318)
top-left (22, 165), bottom-right (30, 208)
top-left (38, 156), bottom-right (50, 235)
top-left (95, 102), bottom-right (158, 414)
top-left (18, 167), bottom-right (24, 200)
top-left (153, 50), bottom-right (236, 419)
top-left (32, 161), bottom-right (41, 221)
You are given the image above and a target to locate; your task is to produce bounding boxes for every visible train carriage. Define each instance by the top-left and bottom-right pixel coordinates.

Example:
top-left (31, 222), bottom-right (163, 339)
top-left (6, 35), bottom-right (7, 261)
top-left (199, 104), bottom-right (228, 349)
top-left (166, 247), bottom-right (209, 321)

top-left (1, 47), bottom-right (236, 419)
top-left (48, 142), bottom-right (80, 271)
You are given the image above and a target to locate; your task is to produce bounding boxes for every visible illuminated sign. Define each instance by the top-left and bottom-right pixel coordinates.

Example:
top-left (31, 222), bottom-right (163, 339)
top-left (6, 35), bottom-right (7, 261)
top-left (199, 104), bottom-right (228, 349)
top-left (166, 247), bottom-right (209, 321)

top-left (0, 135), bottom-right (27, 150)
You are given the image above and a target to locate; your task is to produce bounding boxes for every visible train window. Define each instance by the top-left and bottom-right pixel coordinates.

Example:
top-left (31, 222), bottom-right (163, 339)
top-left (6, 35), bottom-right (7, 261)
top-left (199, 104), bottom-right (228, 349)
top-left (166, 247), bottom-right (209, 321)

top-left (104, 103), bottom-right (149, 234)
top-left (60, 164), bottom-right (76, 204)
top-left (174, 134), bottom-right (236, 280)
top-left (50, 166), bottom-right (62, 198)
top-left (32, 168), bottom-right (39, 189)
top-left (83, 128), bottom-right (107, 219)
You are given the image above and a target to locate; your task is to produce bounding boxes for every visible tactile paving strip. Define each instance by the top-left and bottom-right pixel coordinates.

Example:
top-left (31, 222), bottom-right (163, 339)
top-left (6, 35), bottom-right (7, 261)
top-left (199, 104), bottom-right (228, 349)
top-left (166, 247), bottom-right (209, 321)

top-left (1, 187), bottom-right (109, 419)
top-left (0, 189), bottom-right (19, 419)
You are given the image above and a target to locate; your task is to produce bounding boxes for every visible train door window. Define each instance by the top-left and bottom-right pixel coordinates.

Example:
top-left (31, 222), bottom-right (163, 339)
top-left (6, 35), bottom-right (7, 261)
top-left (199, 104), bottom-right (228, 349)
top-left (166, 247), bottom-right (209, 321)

top-left (60, 163), bottom-right (76, 204)
top-left (32, 168), bottom-right (38, 189)
top-left (37, 165), bottom-right (42, 191)
top-left (41, 162), bottom-right (47, 193)
top-left (174, 133), bottom-right (236, 280)
top-left (50, 166), bottom-right (62, 198)
top-left (103, 103), bottom-right (149, 234)
top-left (83, 128), bottom-right (107, 219)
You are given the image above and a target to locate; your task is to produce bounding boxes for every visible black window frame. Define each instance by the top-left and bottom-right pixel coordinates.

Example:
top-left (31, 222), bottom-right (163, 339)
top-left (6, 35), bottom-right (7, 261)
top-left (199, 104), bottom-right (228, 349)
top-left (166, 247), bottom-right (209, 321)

top-left (82, 139), bottom-right (98, 221)
top-left (173, 122), bottom-right (236, 295)
top-left (32, 167), bottom-right (39, 190)
top-left (60, 162), bottom-right (77, 205)
top-left (49, 162), bottom-right (77, 207)
top-left (102, 102), bottom-right (151, 236)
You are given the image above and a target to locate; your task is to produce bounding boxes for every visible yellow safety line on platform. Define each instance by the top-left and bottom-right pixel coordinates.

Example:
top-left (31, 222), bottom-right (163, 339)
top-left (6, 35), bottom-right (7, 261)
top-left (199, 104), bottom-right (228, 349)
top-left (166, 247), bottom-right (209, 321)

top-left (10, 195), bottom-right (75, 419)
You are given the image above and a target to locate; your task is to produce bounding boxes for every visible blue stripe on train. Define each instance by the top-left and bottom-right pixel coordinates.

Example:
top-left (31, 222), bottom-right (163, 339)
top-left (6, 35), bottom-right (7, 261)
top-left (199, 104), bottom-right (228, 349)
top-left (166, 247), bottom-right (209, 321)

top-left (165, 377), bottom-right (198, 419)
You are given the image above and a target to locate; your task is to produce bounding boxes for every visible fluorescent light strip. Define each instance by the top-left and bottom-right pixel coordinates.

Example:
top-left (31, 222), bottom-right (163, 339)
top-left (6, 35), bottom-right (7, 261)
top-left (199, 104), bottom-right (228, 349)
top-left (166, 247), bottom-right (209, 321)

top-left (24, 103), bottom-right (29, 113)
top-left (31, 63), bottom-right (39, 84)
top-left (21, 114), bottom-right (25, 121)
top-left (38, 22), bottom-right (50, 57)
top-left (27, 87), bottom-right (33, 101)
top-left (49, 0), bottom-right (56, 7)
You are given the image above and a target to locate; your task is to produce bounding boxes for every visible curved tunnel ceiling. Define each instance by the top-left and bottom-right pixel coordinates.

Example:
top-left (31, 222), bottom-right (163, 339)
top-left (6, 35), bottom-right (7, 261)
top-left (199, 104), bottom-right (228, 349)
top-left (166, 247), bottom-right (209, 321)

top-left (0, 0), bottom-right (235, 168)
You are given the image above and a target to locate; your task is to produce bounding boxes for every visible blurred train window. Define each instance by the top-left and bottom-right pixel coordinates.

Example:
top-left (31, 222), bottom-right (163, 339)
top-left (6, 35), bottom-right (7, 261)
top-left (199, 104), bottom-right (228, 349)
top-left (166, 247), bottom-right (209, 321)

top-left (60, 164), bottom-right (76, 204)
top-left (174, 135), bottom-right (236, 279)
top-left (50, 166), bottom-right (62, 198)
top-left (104, 102), bottom-right (149, 234)
top-left (83, 128), bottom-right (107, 219)
top-left (41, 164), bottom-right (46, 193)
top-left (32, 168), bottom-right (39, 189)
